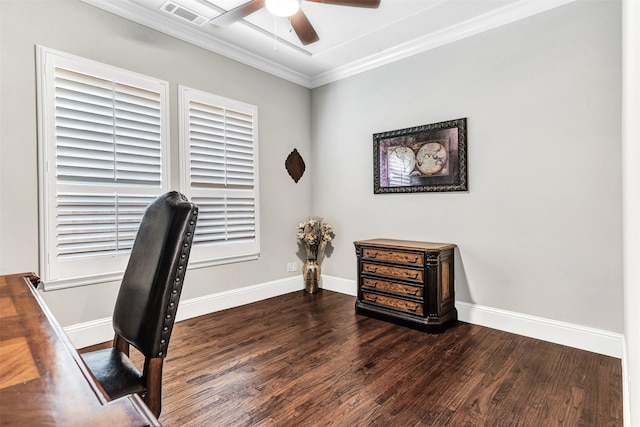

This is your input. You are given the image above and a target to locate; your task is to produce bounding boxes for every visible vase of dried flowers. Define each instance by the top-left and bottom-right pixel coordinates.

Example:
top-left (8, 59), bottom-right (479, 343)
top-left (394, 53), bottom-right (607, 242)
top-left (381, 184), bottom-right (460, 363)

top-left (296, 217), bottom-right (334, 294)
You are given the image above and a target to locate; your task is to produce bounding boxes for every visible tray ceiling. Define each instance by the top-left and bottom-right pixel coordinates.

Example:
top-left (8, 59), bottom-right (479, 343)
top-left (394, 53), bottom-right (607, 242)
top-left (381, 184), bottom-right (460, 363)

top-left (81, 0), bottom-right (575, 88)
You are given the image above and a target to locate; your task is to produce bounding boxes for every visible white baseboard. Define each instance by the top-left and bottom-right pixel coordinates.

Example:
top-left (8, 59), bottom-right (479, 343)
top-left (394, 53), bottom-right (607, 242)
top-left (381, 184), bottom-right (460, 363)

top-left (321, 275), bottom-right (357, 296)
top-left (64, 317), bottom-right (115, 349)
top-left (176, 276), bottom-right (301, 321)
top-left (65, 275), bottom-right (623, 359)
top-left (455, 301), bottom-right (623, 358)
top-left (322, 275), bottom-right (622, 358)
top-left (65, 276), bottom-right (303, 349)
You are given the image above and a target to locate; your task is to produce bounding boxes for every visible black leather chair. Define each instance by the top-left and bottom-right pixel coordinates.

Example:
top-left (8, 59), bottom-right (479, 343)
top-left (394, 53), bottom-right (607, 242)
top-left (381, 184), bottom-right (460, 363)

top-left (82, 191), bottom-right (198, 418)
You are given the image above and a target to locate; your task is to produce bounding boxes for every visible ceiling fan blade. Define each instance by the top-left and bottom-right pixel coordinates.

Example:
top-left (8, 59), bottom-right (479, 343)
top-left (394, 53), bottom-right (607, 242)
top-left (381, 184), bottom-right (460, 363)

top-left (290, 9), bottom-right (320, 45)
top-left (304, 0), bottom-right (380, 8)
top-left (210, 0), bottom-right (265, 27)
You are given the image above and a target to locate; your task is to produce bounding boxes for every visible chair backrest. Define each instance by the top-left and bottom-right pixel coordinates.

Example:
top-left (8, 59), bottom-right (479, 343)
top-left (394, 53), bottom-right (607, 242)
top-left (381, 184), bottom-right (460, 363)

top-left (112, 191), bottom-right (198, 359)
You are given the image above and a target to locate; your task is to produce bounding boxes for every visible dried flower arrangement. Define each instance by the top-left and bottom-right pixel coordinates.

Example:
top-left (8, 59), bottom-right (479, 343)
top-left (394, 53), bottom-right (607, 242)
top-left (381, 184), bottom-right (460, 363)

top-left (296, 217), bottom-right (334, 262)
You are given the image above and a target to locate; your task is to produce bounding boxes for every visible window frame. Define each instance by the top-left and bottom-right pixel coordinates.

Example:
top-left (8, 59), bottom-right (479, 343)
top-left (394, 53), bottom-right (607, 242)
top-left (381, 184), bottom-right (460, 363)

top-left (178, 85), bottom-right (260, 268)
top-left (36, 46), bottom-right (170, 290)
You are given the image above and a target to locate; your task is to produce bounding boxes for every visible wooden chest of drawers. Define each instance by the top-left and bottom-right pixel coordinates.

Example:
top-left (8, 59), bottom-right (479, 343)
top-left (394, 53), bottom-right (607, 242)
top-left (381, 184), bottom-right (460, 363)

top-left (354, 238), bottom-right (457, 332)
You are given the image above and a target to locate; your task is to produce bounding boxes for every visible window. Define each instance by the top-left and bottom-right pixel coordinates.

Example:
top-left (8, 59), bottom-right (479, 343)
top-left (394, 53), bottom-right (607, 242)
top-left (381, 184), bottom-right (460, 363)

top-left (178, 86), bottom-right (260, 267)
top-left (37, 47), bottom-right (169, 290)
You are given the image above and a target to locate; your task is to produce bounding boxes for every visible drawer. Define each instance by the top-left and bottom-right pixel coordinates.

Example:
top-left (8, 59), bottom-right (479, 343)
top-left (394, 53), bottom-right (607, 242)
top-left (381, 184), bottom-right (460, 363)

top-left (362, 292), bottom-right (424, 315)
top-left (362, 248), bottom-right (424, 266)
top-left (362, 262), bottom-right (423, 282)
top-left (362, 277), bottom-right (423, 298)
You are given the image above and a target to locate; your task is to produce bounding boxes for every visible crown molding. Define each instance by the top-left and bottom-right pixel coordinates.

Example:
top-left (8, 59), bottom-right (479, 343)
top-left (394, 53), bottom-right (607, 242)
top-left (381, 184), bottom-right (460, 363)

top-left (309, 0), bottom-right (577, 88)
top-left (81, 0), bottom-right (313, 87)
top-left (82, 0), bottom-right (576, 89)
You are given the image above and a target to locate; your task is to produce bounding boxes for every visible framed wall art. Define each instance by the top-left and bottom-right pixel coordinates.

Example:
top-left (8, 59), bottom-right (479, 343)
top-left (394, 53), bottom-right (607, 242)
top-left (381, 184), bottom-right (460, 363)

top-left (373, 118), bottom-right (467, 193)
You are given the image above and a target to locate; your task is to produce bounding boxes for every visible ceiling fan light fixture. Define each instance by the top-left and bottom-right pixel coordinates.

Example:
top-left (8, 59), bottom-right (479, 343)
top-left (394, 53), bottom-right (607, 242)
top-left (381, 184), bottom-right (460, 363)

top-left (265, 0), bottom-right (299, 17)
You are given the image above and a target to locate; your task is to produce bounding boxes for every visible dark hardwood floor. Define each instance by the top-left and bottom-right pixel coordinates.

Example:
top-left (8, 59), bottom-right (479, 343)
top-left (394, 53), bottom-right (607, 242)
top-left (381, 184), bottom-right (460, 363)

top-left (82, 290), bottom-right (622, 426)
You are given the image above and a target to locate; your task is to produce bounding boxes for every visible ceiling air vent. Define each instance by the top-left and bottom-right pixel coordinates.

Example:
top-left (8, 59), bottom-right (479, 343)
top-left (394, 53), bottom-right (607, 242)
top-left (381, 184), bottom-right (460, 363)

top-left (161, 1), bottom-right (208, 26)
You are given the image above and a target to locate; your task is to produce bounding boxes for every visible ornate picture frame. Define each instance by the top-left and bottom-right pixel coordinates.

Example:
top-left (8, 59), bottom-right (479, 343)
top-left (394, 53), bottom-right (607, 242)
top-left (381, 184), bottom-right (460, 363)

top-left (373, 118), bottom-right (467, 194)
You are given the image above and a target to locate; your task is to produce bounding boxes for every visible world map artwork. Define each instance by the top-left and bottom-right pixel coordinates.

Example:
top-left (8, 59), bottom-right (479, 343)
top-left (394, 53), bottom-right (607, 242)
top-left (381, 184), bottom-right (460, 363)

top-left (374, 118), bottom-right (466, 193)
top-left (386, 139), bottom-right (450, 186)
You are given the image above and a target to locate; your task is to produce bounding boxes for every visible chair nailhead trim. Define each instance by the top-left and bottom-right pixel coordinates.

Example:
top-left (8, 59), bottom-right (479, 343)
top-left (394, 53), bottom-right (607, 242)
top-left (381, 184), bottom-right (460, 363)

top-left (157, 204), bottom-right (198, 357)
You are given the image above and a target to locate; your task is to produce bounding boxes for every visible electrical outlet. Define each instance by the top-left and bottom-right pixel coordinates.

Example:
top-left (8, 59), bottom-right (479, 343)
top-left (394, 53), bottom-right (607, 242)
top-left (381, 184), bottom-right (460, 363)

top-left (286, 261), bottom-right (298, 272)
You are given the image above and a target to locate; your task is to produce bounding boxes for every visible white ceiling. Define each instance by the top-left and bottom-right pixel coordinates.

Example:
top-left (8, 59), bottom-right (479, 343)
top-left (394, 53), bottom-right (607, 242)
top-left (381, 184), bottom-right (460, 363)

top-left (81, 0), bottom-right (575, 88)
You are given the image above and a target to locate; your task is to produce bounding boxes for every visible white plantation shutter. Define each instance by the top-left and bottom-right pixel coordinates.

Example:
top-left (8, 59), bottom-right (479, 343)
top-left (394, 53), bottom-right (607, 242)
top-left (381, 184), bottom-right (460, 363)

top-left (38, 47), bottom-right (169, 289)
top-left (55, 194), bottom-right (155, 257)
top-left (179, 86), bottom-right (260, 266)
top-left (190, 195), bottom-right (256, 244)
top-left (54, 69), bottom-right (163, 186)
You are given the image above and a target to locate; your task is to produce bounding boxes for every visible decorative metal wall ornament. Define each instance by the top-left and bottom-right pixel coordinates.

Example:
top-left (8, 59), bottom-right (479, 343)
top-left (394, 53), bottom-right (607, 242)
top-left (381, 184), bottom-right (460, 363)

top-left (373, 118), bottom-right (468, 193)
top-left (285, 148), bottom-right (306, 183)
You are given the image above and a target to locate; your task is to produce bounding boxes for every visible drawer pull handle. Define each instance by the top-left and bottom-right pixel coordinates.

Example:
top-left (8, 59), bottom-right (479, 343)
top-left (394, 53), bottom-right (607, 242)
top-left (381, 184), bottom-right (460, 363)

top-left (404, 255), bottom-right (420, 263)
top-left (369, 251), bottom-right (380, 259)
top-left (365, 294), bottom-right (378, 302)
top-left (404, 286), bottom-right (417, 295)
top-left (404, 270), bottom-right (419, 279)
top-left (366, 265), bottom-right (379, 273)
top-left (405, 303), bottom-right (419, 312)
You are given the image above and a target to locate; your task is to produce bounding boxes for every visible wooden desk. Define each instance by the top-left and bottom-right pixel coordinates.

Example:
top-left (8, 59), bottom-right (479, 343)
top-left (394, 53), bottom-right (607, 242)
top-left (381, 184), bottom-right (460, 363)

top-left (0, 273), bottom-right (160, 426)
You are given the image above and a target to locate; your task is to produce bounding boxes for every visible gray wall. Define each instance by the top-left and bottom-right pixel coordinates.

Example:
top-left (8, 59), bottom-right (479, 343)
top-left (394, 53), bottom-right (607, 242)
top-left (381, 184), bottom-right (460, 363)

top-left (0, 0), bottom-right (312, 325)
top-left (0, 0), bottom-right (623, 336)
top-left (311, 0), bottom-right (623, 333)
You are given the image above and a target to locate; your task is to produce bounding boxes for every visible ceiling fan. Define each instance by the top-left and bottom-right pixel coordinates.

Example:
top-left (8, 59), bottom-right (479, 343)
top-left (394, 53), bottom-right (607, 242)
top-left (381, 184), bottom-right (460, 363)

top-left (210, 0), bottom-right (381, 46)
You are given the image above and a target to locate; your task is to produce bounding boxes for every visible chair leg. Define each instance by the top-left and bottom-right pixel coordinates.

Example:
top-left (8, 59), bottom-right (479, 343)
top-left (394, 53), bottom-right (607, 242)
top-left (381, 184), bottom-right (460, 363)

top-left (113, 333), bottom-right (130, 357)
top-left (143, 358), bottom-right (164, 418)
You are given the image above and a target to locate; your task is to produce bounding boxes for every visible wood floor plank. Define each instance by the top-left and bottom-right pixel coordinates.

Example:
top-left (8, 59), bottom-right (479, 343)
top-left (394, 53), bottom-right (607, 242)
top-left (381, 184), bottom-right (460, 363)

top-left (81, 290), bottom-right (622, 426)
